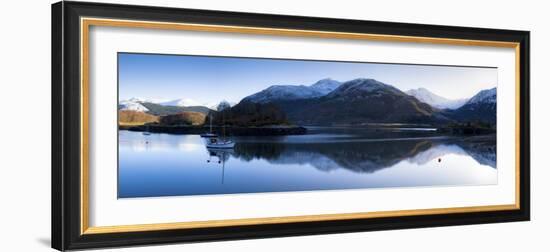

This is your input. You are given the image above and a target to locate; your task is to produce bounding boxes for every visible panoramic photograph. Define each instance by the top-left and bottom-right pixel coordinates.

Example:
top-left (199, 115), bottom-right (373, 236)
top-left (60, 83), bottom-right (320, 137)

top-left (117, 52), bottom-right (498, 198)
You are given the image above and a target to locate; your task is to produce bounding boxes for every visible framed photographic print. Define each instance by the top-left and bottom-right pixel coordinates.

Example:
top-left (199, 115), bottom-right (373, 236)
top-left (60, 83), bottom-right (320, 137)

top-left (52, 1), bottom-right (530, 250)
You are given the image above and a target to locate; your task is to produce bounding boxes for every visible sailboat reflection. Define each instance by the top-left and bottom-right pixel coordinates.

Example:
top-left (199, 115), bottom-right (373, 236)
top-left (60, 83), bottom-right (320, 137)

top-left (206, 148), bottom-right (234, 184)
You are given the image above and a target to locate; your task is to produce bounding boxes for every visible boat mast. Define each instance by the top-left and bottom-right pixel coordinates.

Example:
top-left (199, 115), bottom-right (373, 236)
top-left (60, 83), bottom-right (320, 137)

top-left (209, 114), bottom-right (213, 133)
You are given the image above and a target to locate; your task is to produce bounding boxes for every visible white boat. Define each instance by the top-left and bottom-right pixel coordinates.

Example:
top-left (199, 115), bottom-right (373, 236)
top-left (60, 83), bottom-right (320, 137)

top-left (204, 108), bottom-right (234, 149)
top-left (205, 137), bottom-right (235, 149)
top-left (200, 132), bottom-right (218, 138)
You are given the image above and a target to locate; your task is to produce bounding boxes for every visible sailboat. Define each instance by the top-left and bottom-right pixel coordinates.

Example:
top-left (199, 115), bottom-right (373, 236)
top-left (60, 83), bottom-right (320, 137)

top-left (205, 110), bottom-right (234, 149)
top-left (200, 114), bottom-right (218, 138)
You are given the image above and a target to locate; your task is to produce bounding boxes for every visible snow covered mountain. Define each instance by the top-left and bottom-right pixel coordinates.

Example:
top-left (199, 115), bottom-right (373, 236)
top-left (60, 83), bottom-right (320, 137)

top-left (406, 88), bottom-right (467, 109)
top-left (463, 87), bottom-right (497, 105)
top-left (242, 79), bottom-right (342, 103)
top-left (243, 85), bottom-right (324, 103)
top-left (310, 78), bottom-right (342, 95)
top-left (449, 87), bottom-right (497, 124)
top-left (326, 78), bottom-right (403, 99)
top-left (159, 98), bottom-right (234, 110)
top-left (160, 98), bottom-right (203, 107)
top-left (119, 98), bottom-right (149, 112)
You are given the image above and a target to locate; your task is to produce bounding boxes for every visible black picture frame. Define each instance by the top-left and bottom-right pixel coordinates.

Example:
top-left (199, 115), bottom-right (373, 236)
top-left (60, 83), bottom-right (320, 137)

top-left (52, 1), bottom-right (530, 251)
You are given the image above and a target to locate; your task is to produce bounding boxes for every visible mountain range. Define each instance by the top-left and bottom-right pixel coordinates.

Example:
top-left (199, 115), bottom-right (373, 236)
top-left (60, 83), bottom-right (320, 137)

top-left (119, 78), bottom-right (496, 126)
top-left (406, 88), bottom-right (468, 109)
top-left (242, 78), bottom-right (341, 103)
top-left (267, 78), bottom-right (445, 125)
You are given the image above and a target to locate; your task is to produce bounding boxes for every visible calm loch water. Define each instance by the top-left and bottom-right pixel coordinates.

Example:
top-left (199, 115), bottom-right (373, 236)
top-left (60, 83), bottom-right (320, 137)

top-left (118, 127), bottom-right (497, 198)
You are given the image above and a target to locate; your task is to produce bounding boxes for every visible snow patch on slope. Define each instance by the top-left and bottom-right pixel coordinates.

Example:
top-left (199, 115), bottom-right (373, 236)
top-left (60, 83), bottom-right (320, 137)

top-left (119, 98), bottom-right (149, 112)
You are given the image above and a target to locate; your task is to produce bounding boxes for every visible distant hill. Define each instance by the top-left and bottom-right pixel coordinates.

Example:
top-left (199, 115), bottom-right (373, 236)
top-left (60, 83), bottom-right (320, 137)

top-left (118, 110), bottom-right (158, 125)
top-left (406, 88), bottom-right (467, 109)
top-left (138, 102), bottom-right (186, 115)
top-left (447, 88), bottom-right (496, 124)
top-left (309, 78), bottom-right (342, 94)
top-left (159, 98), bottom-right (202, 107)
top-left (241, 78), bottom-right (341, 104)
top-left (137, 102), bottom-right (211, 116)
top-left (242, 85), bottom-right (324, 103)
top-left (118, 97), bottom-right (214, 117)
top-left (119, 98), bottom-right (149, 112)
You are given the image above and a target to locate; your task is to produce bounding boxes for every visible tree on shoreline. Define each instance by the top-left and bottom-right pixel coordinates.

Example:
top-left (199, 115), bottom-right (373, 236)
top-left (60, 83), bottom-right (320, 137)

top-left (211, 101), bottom-right (289, 127)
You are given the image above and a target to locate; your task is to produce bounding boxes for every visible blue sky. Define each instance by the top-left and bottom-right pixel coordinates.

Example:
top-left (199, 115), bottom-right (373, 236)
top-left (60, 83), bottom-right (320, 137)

top-left (118, 53), bottom-right (497, 105)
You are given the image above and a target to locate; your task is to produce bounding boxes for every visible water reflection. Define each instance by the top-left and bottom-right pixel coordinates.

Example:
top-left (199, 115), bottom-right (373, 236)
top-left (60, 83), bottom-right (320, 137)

top-left (206, 149), bottom-right (233, 184)
top-left (118, 130), bottom-right (497, 198)
top-left (229, 137), bottom-right (496, 172)
top-left (456, 140), bottom-right (496, 168)
top-left (232, 140), bottom-right (434, 173)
